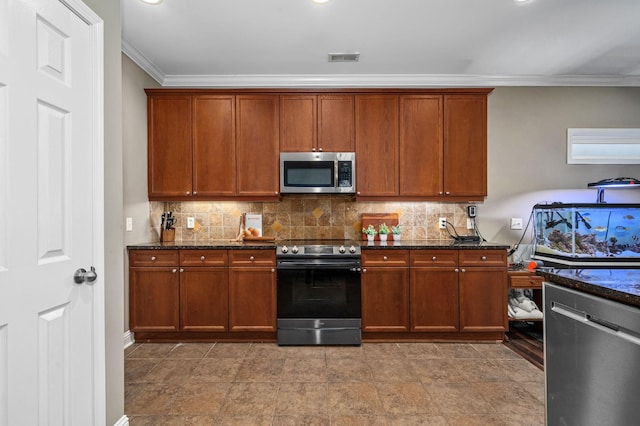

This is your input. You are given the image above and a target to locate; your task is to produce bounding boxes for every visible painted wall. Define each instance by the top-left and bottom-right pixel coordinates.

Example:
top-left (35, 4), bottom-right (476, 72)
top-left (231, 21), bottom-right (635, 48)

top-left (83, 0), bottom-right (124, 424)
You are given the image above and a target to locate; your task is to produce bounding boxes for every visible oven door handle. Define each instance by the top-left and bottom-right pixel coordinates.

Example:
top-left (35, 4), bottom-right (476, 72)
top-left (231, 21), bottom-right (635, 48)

top-left (277, 260), bottom-right (361, 271)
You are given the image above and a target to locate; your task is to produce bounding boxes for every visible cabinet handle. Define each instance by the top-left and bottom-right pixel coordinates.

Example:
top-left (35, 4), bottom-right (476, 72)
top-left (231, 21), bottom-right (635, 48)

top-left (319, 147), bottom-right (323, 152)
top-left (151, 256), bottom-right (157, 261)
top-left (432, 256), bottom-right (437, 261)
top-left (275, 191), bottom-right (279, 195)
top-left (193, 191), bottom-right (197, 195)
top-left (362, 268), bottom-right (367, 273)
top-left (481, 256), bottom-right (487, 261)
top-left (172, 268), bottom-right (177, 273)
top-left (383, 256), bottom-right (388, 261)
top-left (312, 148), bottom-right (316, 152)
top-left (249, 256), bottom-right (255, 262)
top-left (439, 191), bottom-right (443, 195)
top-left (186, 191), bottom-right (190, 195)
top-left (200, 256), bottom-right (205, 261)
top-left (454, 268), bottom-right (459, 272)
top-left (461, 268), bottom-right (466, 273)
top-left (357, 191), bottom-right (361, 195)
top-left (445, 191), bottom-right (450, 195)
top-left (271, 268), bottom-right (275, 272)
top-left (179, 268), bottom-right (184, 273)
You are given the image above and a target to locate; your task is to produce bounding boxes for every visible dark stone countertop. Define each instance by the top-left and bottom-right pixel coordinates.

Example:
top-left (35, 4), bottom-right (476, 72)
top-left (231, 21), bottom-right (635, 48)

top-left (537, 268), bottom-right (640, 308)
top-left (127, 239), bottom-right (509, 251)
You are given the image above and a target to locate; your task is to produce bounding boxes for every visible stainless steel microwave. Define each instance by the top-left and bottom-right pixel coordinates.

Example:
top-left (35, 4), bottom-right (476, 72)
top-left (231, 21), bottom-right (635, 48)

top-left (280, 152), bottom-right (356, 194)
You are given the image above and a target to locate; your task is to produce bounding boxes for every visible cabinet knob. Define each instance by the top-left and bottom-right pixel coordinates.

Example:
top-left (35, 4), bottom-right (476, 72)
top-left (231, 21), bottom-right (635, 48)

top-left (432, 256), bottom-right (437, 261)
top-left (439, 191), bottom-right (443, 195)
top-left (357, 191), bottom-right (361, 195)
top-left (275, 191), bottom-right (279, 195)
top-left (362, 268), bottom-right (367, 273)
top-left (249, 256), bottom-right (255, 262)
top-left (481, 256), bottom-right (487, 261)
top-left (318, 147), bottom-right (323, 152)
top-left (193, 191), bottom-right (197, 195)
top-left (179, 268), bottom-right (184, 273)
top-left (172, 268), bottom-right (177, 273)
top-left (200, 256), bottom-right (206, 261)
top-left (271, 268), bottom-right (275, 272)
top-left (186, 191), bottom-right (190, 195)
top-left (312, 148), bottom-right (316, 152)
top-left (461, 268), bottom-right (466, 273)
top-left (150, 256), bottom-right (157, 261)
top-left (445, 191), bottom-right (451, 195)
top-left (454, 268), bottom-right (459, 272)
top-left (383, 256), bottom-right (388, 261)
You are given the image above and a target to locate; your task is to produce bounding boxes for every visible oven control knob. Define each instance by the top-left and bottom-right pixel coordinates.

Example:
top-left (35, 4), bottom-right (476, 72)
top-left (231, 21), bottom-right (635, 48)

top-left (349, 245), bottom-right (357, 253)
top-left (281, 245), bottom-right (289, 254)
top-left (339, 245), bottom-right (346, 254)
top-left (291, 245), bottom-right (299, 254)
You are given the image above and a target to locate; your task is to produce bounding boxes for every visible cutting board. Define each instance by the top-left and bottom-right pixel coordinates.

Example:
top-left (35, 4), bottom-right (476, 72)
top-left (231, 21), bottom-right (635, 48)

top-left (361, 213), bottom-right (399, 241)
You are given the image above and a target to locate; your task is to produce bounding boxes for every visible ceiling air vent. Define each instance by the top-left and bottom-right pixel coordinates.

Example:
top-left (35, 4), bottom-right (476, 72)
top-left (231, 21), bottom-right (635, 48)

top-left (328, 53), bottom-right (360, 62)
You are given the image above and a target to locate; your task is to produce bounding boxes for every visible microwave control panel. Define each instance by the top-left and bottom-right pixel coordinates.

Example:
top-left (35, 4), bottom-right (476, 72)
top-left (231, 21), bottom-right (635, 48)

top-left (338, 161), bottom-right (353, 187)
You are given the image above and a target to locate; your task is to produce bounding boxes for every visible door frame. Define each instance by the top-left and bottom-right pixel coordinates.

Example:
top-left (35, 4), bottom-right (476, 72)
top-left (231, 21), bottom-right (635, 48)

top-left (62, 0), bottom-right (106, 423)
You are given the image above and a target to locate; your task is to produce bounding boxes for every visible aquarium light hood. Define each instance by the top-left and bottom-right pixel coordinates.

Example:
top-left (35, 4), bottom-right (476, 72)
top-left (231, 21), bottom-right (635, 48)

top-left (588, 177), bottom-right (640, 203)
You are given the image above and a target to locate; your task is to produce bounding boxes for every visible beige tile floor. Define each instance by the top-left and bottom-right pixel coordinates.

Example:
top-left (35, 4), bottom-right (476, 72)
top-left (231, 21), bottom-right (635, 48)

top-left (125, 342), bottom-right (544, 425)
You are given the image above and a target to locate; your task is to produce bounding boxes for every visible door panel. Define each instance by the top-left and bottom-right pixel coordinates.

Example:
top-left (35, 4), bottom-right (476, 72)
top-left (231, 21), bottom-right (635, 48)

top-left (0, 1), bottom-right (104, 424)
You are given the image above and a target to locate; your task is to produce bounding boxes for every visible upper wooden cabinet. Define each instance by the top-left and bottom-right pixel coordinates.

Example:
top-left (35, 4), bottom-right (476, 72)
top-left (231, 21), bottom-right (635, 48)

top-left (399, 95), bottom-right (443, 197)
top-left (443, 95), bottom-right (488, 198)
top-left (236, 95), bottom-right (280, 197)
top-left (280, 94), bottom-right (355, 152)
top-left (355, 95), bottom-right (399, 197)
top-left (147, 95), bottom-right (192, 198)
top-left (192, 96), bottom-right (236, 197)
top-left (146, 88), bottom-right (490, 202)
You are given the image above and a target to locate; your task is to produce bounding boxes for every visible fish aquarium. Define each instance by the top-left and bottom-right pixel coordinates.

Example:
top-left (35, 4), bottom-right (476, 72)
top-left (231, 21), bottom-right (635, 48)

top-left (532, 203), bottom-right (640, 267)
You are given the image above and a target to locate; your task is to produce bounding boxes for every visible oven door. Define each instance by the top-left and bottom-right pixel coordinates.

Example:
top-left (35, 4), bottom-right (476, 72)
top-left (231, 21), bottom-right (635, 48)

top-left (276, 258), bottom-right (361, 319)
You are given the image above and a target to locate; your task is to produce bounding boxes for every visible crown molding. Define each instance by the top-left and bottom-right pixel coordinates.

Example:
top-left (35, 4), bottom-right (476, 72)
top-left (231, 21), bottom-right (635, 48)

top-left (120, 42), bottom-right (640, 88)
top-left (121, 37), bottom-right (165, 85)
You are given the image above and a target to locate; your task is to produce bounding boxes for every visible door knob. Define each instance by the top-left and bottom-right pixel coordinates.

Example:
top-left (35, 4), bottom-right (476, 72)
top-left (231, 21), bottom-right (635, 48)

top-left (74, 266), bottom-right (97, 284)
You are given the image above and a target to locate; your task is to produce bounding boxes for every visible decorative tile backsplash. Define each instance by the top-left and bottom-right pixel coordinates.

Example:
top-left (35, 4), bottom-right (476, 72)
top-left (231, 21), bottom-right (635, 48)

top-left (149, 196), bottom-right (474, 242)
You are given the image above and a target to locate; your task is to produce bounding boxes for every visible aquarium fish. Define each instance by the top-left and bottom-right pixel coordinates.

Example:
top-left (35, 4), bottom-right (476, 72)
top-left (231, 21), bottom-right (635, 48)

top-left (615, 226), bottom-right (630, 232)
top-left (594, 226), bottom-right (607, 232)
top-left (624, 215), bottom-right (635, 220)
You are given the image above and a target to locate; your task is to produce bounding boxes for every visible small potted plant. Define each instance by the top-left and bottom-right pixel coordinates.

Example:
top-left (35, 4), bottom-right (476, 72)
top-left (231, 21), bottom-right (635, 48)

top-left (391, 224), bottom-right (402, 242)
top-left (378, 223), bottom-right (390, 242)
top-left (362, 224), bottom-right (377, 242)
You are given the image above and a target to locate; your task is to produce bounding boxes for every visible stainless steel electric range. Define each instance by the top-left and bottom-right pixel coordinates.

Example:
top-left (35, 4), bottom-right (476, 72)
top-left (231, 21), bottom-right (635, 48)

top-left (276, 239), bottom-right (362, 346)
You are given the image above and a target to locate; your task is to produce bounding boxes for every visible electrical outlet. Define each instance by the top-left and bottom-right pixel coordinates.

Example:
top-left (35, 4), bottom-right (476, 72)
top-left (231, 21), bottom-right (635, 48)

top-left (510, 217), bottom-right (523, 230)
top-left (438, 217), bottom-right (447, 229)
top-left (126, 217), bottom-right (133, 232)
top-left (467, 218), bottom-right (474, 229)
top-left (187, 217), bottom-right (195, 229)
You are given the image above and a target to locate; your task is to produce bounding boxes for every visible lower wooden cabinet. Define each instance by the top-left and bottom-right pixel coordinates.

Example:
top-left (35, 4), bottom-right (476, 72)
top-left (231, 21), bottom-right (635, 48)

top-left (410, 268), bottom-right (459, 332)
top-left (129, 266), bottom-right (180, 332)
top-left (129, 248), bottom-right (276, 336)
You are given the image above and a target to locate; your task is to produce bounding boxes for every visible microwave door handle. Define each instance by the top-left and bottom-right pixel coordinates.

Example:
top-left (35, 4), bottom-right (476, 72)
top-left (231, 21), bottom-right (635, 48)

top-left (334, 160), bottom-right (339, 190)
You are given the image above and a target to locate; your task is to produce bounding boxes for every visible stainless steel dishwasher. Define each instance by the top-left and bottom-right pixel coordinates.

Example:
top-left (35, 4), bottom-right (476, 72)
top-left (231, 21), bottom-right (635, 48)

top-left (544, 282), bottom-right (640, 426)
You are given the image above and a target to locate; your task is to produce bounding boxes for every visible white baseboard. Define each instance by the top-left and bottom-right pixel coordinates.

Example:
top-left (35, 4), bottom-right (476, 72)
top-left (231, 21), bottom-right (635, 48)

top-left (123, 330), bottom-right (134, 349)
top-left (113, 414), bottom-right (129, 426)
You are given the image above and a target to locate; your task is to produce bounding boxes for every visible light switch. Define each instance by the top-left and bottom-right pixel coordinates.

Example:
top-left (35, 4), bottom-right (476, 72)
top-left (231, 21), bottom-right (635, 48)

top-left (510, 218), bottom-right (523, 230)
top-left (126, 217), bottom-right (133, 232)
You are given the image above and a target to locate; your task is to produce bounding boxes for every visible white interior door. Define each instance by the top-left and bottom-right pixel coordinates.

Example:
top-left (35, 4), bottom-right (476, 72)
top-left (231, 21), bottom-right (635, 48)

top-left (0, 0), bottom-right (104, 425)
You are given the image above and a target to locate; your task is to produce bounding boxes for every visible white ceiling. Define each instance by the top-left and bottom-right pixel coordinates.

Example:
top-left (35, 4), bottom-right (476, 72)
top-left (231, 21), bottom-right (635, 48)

top-left (121, 0), bottom-right (640, 87)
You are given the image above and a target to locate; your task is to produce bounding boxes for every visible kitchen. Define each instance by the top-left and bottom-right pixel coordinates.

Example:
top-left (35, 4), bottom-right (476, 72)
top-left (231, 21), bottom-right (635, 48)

top-left (120, 1), bottom-right (640, 425)
top-left (3, 0), bottom-right (640, 425)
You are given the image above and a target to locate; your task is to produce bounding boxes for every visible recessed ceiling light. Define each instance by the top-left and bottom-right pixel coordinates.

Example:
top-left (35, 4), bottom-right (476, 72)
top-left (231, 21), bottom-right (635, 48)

top-left (312, 0), bottom-right (331, 4)
top-left (140, 0), bottom-right (163, 5)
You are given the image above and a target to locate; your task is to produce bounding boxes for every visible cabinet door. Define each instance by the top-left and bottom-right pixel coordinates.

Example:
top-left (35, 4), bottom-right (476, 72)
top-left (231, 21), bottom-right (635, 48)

top-left (229, 267), bottom-right (277, 332)
top-left (399, 95), bottom-right (443, 196)
top-left (318, 95), bottom-right (355, 152)
top-left (410, 268), bottom-right (459, 332)
top-left (180, 268), bottom-right (229, 331)
top-left (355, 95), bottom-right (399, 197)
top-left (443, 95), bottom-right (487, 198)
top-left (280, 95), bottom-right (317, 152)
top-left (192, 96), bottom-right (236, 196)
top-left (361, 267), bottom-right (409, 332)
top-left (147, 96), bottom-right (192, 198)
top-left (129, 267), bottom-right (180, 332)
top-left (459, 267), bottom-right (507, 332)
top-left (236, 95), bottom-right (280, 197)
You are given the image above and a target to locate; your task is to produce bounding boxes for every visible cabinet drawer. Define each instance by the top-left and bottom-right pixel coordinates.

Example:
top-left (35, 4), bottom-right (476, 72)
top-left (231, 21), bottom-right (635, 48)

top-left (180, 249), bottom-right (228, 267)
top-left (509, 273), bottom-right (544, 289)
top-left (458, 250), bottom-right (506, 267)
top-left (129, 249), bottom-right (179, 267)
top-left (229, 250), bottom-right (276, 266)
top-left (362, 250), bottom-right (409, 267)
top-left (410, 250), bottom-right (458, 267)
